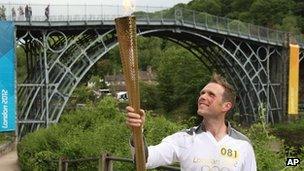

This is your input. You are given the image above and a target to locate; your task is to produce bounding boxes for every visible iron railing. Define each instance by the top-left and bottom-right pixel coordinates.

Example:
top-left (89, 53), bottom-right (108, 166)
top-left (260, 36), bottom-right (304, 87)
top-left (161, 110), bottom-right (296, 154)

top-left (2, 3), bottom-right (303, 47)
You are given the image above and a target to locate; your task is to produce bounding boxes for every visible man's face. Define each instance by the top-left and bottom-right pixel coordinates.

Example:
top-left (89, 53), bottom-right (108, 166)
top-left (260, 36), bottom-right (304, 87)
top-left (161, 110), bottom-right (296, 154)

top-left (197, 83), bottom-right (226, 118)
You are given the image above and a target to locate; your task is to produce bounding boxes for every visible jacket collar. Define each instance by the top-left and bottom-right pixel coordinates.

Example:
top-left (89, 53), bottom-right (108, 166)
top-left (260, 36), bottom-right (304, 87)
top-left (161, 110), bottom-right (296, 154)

top-left (195, 120), bottom-right (232, 135)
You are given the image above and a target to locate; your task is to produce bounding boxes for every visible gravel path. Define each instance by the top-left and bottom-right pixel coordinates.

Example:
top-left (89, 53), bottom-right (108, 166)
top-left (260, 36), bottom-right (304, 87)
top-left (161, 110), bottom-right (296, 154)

top-left (0, 150), bottom-right (20, 171)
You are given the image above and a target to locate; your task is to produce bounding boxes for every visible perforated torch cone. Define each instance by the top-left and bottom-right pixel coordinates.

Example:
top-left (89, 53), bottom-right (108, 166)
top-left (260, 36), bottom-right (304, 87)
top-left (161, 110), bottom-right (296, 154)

top-left (115, 16), bottom-right (146, 171)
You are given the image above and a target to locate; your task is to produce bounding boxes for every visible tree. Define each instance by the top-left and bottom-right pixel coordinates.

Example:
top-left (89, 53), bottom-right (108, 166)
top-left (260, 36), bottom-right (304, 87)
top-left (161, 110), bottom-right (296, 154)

top-left (276, 15), bottom-right (301, 34)
top-left (88, 75), bottom-right (106, 90)
top-left (156, 46), bottom-right (209, 114)
top-left (16, 46), bottom-right (27, 83)
top-left (227, 0), bottom-right (253, 21)
top-left (188, 0), bottom-right (222, 15)
top-left (139, 81), bottom-right (160, 110)
top-left (220, 0), bottom-right (233, 16)
top-left (249, 0), bottom-right (295, 28)
top-left (138, 37), bottom-right (163, 71)
top-left (18, 97), bottom-right (186, 170)
top-left (293, 0), bottom-right (304, 32)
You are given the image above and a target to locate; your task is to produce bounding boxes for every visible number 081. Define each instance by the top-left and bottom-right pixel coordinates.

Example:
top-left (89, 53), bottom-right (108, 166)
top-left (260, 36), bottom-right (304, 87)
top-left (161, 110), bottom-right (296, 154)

top-left (221, 147), bottom-right (237, 158)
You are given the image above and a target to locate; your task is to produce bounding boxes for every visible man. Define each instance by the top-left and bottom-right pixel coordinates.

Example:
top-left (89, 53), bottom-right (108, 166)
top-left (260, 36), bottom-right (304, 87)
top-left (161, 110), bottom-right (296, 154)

top-left (0, 5), bottom-right (6, 20)
top-left (45, 4), bottom-right (50, 21)
top-left (25, 5), bottom-right (29, 21)
top-left (126, 73), bottom-right (257, 170)
top-left (17, 6), bottom-right (24, 21)
top-left (28, 5), bottom-right (32, 22)
top-left (11, 7), bottom-right (16, 21)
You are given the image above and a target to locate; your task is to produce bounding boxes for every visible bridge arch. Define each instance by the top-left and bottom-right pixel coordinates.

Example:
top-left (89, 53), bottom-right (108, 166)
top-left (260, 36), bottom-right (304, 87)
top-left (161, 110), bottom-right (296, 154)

top-left (17, 25), bottom-right (283, 137)
top-left (141, 28), bottom-right (281, 123)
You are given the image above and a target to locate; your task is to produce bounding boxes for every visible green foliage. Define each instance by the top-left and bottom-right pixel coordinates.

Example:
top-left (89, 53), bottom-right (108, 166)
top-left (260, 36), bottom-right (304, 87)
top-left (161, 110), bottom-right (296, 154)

top-left (98, 36), bottom-right (164, 72)
top-left (274, 118), bottom-right (304, 132)
top-left (188, 0), bottom-right (304, 33)
top-left (235, 103), bottom-right (304, 170)
top-left (138, 37), bottom-right (163, 71)
top-left (282, 145), bottom-right (304, 170)
top-left (229, 105), bottom-right (282, 170)
top-left (249, 0), bottom-right (295, 27)
top-left (156, 46), bottom-right (209, 113)
top-left (87, 75), bottom-right (106, 90)
top-left (17, 126), bottom-right (62, 170)
top-left (272, 118), bottom-right (304, 165)
top-left (69, 85), bottom-right (95, 105)
top-left (228, 20), bottom-right (249, 35)
top-left (139, 81), bottom-right (160, 110)
top-left (226, 0), bottom-right (252, 21)
top-left (243, 123), bottom-right (285, 170)
top-left (188, 0), bottom-right (222, 14)
top-left (276, 15), bottom-right (301, 34)
top-left (233, 103), bottom-right (285, 170)
top-left (18, 96), bottom-right (185, 170)
top-left (230, 0), bottom-right (253, 13)
top-left (17, 96), bottom-right (304, 170)
top-left (16, 46), bottom-right (27, 83)
top-left (144, 113), bottom-right (186, 145)
top-left (15, 1), bottom-right (304, 170)
top-left (0, 132), bottom-right (15, 144)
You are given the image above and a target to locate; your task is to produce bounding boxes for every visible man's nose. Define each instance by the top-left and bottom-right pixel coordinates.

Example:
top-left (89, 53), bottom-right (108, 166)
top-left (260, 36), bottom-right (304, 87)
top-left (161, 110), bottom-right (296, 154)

top-left (198, 94), bottom-right (206, 101)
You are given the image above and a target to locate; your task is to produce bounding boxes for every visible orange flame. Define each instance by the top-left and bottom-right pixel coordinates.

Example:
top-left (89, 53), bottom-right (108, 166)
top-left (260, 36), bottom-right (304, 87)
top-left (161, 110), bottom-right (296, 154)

top-left (123, 0), bottom-right (135, 16)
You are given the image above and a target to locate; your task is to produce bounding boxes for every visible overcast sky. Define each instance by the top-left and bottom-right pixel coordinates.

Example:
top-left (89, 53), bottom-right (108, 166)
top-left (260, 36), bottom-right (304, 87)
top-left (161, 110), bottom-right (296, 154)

top-left (1, 0), bottom-right (192, 7)
top-left (1, 0), bottom-right (193, 17)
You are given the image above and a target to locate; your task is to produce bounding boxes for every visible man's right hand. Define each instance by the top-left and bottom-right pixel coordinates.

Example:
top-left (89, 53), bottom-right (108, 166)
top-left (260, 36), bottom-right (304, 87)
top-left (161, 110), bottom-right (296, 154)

top-left (126, 106), bottom-right (146, 128)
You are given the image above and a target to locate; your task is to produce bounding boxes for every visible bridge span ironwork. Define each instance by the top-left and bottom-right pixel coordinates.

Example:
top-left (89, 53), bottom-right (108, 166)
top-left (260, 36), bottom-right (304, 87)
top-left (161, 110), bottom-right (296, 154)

top-left (4, 4), bottom-right (303, 138)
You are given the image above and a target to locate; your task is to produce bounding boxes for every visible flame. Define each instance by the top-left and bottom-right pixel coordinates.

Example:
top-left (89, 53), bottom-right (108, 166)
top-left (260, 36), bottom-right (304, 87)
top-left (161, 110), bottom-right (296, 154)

top-left (123, 0), bottom-right (135, 16)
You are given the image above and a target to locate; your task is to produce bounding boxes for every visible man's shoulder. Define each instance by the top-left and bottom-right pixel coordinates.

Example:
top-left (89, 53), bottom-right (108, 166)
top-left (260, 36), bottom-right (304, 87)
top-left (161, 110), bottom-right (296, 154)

top-left (229, 127), bottom-right (252, 145)
top-left (163, 126), bottom-right (198, 140)
top-left (159, 127), bottom-right (198, 148)
top-left (181, 126), bottom-right (200, 135)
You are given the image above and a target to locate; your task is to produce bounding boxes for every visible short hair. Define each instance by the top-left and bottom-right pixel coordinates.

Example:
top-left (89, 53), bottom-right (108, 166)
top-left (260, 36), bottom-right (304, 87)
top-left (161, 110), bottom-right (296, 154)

top-left (209, 73), bottom-right (236, 108)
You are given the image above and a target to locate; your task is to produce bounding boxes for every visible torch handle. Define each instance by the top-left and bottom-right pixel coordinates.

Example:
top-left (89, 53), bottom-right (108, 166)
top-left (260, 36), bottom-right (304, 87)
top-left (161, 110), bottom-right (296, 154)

top-left (129, 94), bottom-right (146, 171)
top-left (130, 91), bottom-right (146, 171)
top-left (115, 15), bottom-right (146, 171)
top-left (132, 126), bottom-right (146, 171)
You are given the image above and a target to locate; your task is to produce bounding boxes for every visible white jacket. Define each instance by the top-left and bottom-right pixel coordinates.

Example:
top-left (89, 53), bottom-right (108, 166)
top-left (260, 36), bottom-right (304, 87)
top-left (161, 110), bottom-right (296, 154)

top-left (132, 122), bottom-right (257, 171)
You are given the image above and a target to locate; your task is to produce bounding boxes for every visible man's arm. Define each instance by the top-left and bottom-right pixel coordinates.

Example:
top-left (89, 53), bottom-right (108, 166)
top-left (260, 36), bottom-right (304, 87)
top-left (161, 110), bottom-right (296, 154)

top-left (242, 144), bottom-right (257, 171)
top-left (126, 106), bottom-right (180, 169)
top-left (130, 133), bottom-right (180, 169)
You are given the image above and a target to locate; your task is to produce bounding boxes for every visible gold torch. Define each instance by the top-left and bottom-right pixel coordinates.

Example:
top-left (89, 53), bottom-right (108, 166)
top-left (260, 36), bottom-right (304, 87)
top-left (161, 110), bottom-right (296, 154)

top-left (115, 11), bottom-right (146, 171)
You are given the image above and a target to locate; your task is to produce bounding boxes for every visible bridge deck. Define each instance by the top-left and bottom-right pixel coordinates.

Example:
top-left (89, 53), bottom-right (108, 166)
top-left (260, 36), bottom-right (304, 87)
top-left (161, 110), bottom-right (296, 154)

top-left (3, 5), bottom-right (302, 48)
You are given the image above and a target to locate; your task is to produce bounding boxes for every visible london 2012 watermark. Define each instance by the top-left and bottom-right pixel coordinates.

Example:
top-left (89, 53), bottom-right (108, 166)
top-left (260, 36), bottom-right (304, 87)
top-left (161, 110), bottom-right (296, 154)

top-left (1, 89), bottom-right (9, 129)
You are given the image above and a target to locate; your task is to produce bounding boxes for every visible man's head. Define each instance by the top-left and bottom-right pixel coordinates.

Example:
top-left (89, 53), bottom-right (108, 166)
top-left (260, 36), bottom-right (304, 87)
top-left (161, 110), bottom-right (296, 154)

top-left (209, 73), bottom-right (236, 107)
top-left (197, 73), bottom-right (236, 118)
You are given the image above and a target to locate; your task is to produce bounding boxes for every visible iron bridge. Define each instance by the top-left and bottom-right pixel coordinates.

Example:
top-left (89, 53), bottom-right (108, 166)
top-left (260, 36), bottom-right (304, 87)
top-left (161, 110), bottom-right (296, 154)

top-left (5, 4), bottom-right (303, 138)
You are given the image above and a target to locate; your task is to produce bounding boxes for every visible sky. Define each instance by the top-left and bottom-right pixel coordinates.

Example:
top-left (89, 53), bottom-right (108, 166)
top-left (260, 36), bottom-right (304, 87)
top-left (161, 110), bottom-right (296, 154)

top-left (1, 0), bottom-right (192, 7)
top-left (1, 0), bottom-right (193, 17)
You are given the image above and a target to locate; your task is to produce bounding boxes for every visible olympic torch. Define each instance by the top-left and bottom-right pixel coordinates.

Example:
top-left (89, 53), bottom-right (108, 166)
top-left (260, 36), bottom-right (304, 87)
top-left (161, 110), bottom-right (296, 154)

top-left (115, 11), bottom-right (146, 171)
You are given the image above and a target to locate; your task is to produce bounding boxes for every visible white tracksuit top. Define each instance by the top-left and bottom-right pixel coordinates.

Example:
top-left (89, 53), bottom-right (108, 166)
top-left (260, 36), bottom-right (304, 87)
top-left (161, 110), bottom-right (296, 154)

top-left (133, 122), bottom-right (257, 171)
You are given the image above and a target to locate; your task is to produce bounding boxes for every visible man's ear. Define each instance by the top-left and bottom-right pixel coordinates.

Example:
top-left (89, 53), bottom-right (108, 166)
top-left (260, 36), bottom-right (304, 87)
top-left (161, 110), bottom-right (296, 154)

top-left (222, 102), bottom-right (232, 112)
